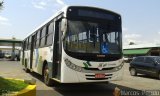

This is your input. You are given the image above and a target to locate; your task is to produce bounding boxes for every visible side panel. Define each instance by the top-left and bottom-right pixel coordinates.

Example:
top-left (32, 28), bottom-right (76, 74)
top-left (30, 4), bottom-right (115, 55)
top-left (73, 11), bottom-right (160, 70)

top-left (32, 46), bottom-right (53, 75)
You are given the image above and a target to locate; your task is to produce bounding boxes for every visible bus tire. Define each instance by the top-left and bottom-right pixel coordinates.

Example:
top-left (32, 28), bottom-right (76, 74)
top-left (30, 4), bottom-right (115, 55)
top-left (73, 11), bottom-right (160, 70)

top-left (43, 65), bottom-right (53, 86)
top-left (25, 68), bottom-right (30, 73)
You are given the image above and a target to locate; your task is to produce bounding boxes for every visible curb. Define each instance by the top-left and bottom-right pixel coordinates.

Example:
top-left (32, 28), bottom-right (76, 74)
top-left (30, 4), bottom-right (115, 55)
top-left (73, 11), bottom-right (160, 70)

top-left (6, 78), bottom-right (36, 96)
top-left (16, 84), bottom-right (36, 96)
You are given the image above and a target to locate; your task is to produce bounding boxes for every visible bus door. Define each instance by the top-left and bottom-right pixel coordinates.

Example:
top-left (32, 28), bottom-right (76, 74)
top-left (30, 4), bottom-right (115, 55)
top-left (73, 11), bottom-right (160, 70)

top-left (53, 19), bottom-right (62, 79)
top-left (30, 35), bottom-right (35, 69)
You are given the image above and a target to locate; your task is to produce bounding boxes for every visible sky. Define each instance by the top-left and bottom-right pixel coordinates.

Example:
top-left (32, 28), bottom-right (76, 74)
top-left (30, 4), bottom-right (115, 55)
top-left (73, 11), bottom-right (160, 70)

top-left (0, 0), bottom-right (160, 46)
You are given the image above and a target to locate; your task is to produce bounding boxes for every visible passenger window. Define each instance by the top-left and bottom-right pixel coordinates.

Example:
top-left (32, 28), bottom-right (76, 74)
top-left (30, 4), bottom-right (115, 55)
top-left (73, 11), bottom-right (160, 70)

top-left (39, 30), bottom-right (42, 46)
top-left (45, 22), bottom-right (54, 45)
top-left (34, 33), bottom-right (37, 48)
top-left (134, 57), bottom-right (144, 62)
top-left (144, 57), bottom-right (154, 64)
top-left (37, 30), bottom-right (41, 39)
top-left (35, 30), bottom-right (41, 48)
top-left (40, 27), bottom-right (46, 47)
top-left (28, 36), bottom-right (32, 49)
top-left (41, 27), bottom-right (46, 38)
top-left (40, 37), bottom-right (45, 47)
top-left (48, 22), bottom-right (54, 34)
top-left (35, 40), bottom-right (39, 48)
top-left (27, 38), bottom-right (29, 50)
top-left (24, 39), bottom-right (27, 50)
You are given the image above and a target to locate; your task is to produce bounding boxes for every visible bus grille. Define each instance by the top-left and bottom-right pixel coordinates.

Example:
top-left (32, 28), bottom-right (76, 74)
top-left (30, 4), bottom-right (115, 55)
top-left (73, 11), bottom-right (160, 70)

top-left (85, 74), bottom-right (112, 80)
top-left (83, 67), bottom-right (115, 71)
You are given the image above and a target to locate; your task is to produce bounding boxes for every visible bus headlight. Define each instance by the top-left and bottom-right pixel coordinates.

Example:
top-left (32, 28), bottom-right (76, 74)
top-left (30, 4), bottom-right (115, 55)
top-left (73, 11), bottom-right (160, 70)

top-left (64, 59), bottom-right (82, 72)
top-left (65, 59), bottom-right (72, 66)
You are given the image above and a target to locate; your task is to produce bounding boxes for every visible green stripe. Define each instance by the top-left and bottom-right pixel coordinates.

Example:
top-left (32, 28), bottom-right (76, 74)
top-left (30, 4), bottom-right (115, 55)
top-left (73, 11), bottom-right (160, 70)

top-left (83, 63), bottom-right (88, 68)
top-left (87, 61), bottom-right (92, 66)
top-left (123, 48), bottom-right (150, 55)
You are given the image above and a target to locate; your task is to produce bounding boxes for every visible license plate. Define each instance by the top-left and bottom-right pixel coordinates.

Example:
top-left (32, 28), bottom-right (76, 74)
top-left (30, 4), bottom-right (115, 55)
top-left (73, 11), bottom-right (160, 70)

top-left (95, 74), bottom-right (105, 78)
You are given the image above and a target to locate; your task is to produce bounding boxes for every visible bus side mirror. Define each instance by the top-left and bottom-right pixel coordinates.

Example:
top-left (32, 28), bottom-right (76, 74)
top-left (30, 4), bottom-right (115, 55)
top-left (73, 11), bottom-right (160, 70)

top-left (61, 18), bottom-right (67, 40)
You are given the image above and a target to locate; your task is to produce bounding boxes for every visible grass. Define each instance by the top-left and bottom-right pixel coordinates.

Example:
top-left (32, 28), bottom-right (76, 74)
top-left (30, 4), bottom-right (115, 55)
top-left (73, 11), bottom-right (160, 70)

top-left (0, 77), bottom-right (28, 95)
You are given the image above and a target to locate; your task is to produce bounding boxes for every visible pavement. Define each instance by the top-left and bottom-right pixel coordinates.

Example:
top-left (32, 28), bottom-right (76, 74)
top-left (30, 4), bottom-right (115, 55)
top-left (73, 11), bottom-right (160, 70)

top-left (0, 59), bottom-right (160, 96)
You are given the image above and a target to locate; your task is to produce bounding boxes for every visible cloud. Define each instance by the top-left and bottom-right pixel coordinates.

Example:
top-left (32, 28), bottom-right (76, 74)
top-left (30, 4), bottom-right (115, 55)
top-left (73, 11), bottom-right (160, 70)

top-left (123, 38), bottom-right (149, 46)
top-left (122, 27), bottom-right (128, 32)
top-left (32, 1), bottom-right (47, 9)
top-left (150, 31), bottom-right (160, 44)
top-left (56, 0), bottom-right (65, 5)
top-left (124, 33), bottom-right (141, 39)
top-left (122, 28), bottom-right (143, 45)
top-left (0, 16), bottom-right (9, 22)
top-left (122, 27), bottom-right (141, 39)
top-left (0, 16), bottom-right (11, 26)
top-left (153, 39), bottom-right (160, 44)
top-left (32, 0), bottom-right (66, 10)
top-left (0, 22), bottom-right (12, 26)
top-left (39, 1), bottom-right (47, 6)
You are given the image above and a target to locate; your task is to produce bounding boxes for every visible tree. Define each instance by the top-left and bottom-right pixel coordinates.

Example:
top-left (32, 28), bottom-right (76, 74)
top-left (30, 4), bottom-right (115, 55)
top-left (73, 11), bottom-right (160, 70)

top-left (0, 0), bottom-right (4, 10)
top-left (129, 42), bottom-right (135, 45)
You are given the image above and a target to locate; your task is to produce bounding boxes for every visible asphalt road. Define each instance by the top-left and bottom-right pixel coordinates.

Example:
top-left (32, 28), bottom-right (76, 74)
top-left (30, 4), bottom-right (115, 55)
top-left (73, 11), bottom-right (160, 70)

top-left (0, 59), bottom-right (160, 96)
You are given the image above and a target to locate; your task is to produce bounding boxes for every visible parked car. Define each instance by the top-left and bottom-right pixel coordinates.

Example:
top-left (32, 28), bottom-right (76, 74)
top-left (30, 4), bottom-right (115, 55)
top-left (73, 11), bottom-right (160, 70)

top-left (0, 52), bottom-right (4, 58)
top-left (129, 56), bottom-right (160, 79)
top-left (4, 53), bottom-right (11, 58)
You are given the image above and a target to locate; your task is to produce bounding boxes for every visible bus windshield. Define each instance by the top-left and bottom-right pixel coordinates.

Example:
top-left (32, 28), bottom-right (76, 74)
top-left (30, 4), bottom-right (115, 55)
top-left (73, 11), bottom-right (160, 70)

top-left (64, 20), bottom-right (122, 54)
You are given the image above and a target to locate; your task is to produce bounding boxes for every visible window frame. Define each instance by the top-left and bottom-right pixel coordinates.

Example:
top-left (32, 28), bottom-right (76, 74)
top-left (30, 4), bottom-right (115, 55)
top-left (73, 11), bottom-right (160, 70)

top-left (144, 57), bottom-right (155, 65)
top-left (45, 22), bottom-right (54, 46)
top-left (134, 57), bottom-right (144, 63)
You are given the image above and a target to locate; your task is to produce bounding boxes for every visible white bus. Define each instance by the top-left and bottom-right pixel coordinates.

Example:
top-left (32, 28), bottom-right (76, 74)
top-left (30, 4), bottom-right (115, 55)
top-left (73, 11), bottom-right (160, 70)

top-left (21, 6), bottom-right (124, 86)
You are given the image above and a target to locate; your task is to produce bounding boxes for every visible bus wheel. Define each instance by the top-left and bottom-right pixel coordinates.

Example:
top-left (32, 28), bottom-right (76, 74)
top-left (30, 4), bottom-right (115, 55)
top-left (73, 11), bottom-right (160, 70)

top-left (44, 65), bottom-right (53, 86)
top-left (24, 67), bottom-right (30, 73)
